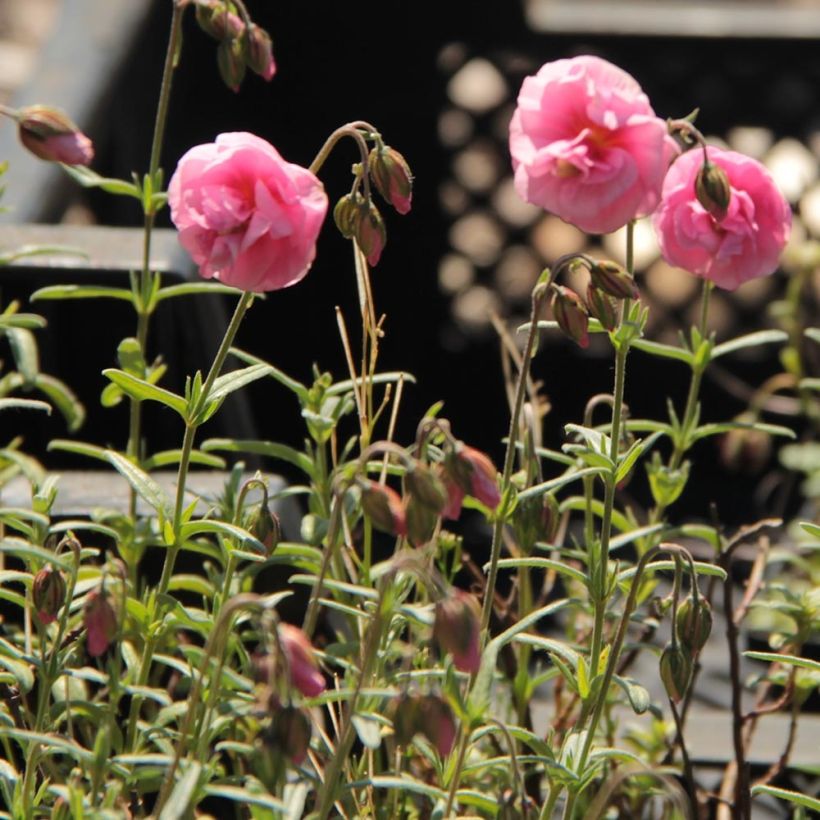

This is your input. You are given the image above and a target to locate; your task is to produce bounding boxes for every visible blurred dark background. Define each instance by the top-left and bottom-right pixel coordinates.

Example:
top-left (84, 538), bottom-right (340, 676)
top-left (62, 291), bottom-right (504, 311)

top-left (1, 0), bottom-right (819, 527)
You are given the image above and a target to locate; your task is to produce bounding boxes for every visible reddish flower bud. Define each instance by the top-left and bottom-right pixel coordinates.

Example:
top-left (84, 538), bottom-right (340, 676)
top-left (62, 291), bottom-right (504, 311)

top-left (278, 623), bottom-right (326, 698)
top-left (551, 285), bottom-right (589, 349)
top-left (83, 589), bottom-right (117, 658)
top-left (17, 106), bottom-right (94, 166)
top-left (512, 492), bottom-right (560, 553)
top-left (416, 694), bottom-right (456, 757)
top-left (368, 144), bottom-right (413, 215)
top-left (675, 596), bottom-right (712, 653)
top-left (659, 644), bottom-right (691, 703)
top-left (360, 480), bottom-right (407, 537)
top-left (585, 284), bottom-right (619, 331)
top-left (434, 589), bottom-right (481, 673)
top-left (695, 158), bottom-right (731, 221)
top-left (247, 502), bottom-right (281, 556)
top-left (266, 705), bottom-right (312, 764)
top-left (445, 444), bottom-right (501, 510)
top-left (404, 494), bottom-right (438, 547)
top-left (217, 38), bottom-right (246, 92)
top-left (719, 417), bottom-right (772, 474)
top-left (32, 565), bottom-right (66, 625)
top-left (354, 200), bottom-right (387, 266)
top-left (244, 24), bottom-right (276, 81)
top-left (589, 260), bottom-right (638, 301)
top-left (390, 693), bottom-right (421, 746)
top-left (405, 462), bottom-right (447, 513)
top-left (195, 0), bottom-right (244, 40)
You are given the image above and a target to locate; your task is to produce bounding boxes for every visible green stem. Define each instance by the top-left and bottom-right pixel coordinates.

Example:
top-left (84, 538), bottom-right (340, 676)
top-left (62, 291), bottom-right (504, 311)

top-left (481, 283), bottom-right (548, 636)
top-left (442, 728), bottom-right (471, 817)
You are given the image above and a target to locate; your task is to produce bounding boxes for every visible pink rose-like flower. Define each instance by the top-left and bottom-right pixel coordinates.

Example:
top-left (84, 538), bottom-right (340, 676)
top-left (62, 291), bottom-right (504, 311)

top-left (652, 147), bottom-right (792, 291)
top-left (509, 55), bottom-right (677, 234)
top-left (169, 132), bottom-right (328, 292)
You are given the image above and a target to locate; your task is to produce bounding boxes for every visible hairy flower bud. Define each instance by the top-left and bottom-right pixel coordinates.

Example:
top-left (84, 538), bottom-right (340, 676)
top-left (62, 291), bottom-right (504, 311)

top-left (675, 596), bottom-right (712, 653)
top-left (404, 494), bottom-right (438, 547)
top-left (416, 694), bottom-right (456, 756)
top-left (83, 589), bottom-right (118, 658)
top-left (719, 416), bottom-right (772, 474)
top-left (368, 144), bottom-right (413, 215)
top-left (445, 444), bottom-right (501, 510)
top-left (589, 260), bottom-right (639, 300)
top-left (659, 644), bottom-right (691, 703)
top-left (585, 284), bottom-right (619, 331)
top-left (195, 0), bottom-right (244, 40)
top-left (695, 158), bottom-right (731, 221)
top-left (512, 492), bottom-right (560, 553)
top-left (354, 200), bottom-right (387, 266)
top-left (551, 285), bottom-right (589, 349)
top-left (360, 480), bottom-right (407, 537)
top-left (244, 24), bottom-right (276, 81)
top-left (333, 193), bottom-right (361, 239)
top-left (247, 503), bottom-right (281, 556)
top-left (266, 705), bottom-right (312, 764)
top-left (17, 105), bottom-right (94, 166)
top-left (278, 623), bottom-right (325, 698)
top-left (390, 693), bottom-right (421, 746)
top-left (32, 565), bottom-right (66, 625)
top-left (434, 589), bottom-right (481, 673)
top-left (217, 38), bottom-right (246, 92)
top-left (405, 462), bottom-right (447, 513)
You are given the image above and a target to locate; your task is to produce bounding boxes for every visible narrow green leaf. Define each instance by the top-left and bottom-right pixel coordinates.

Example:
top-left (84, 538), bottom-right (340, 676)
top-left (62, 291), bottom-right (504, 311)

top-left (102, 369), bottom-right (187, 417)
top-left (180, 519), bottom-right (267, 555)
top-left (0, 729), bottom-right (92, 763)
top-left (352, 713), bottom-right (382, 749)
top-left (711, 329), bottom-right (788, 359)
top-left (518, 467), bottom-right (606, 501)
top-left (230, 347), bottom-right (308, 399)
top-left (159, 761), bottom-right (202, 820)
top-left (751, 784), bottom-right (820, 812)
top-left (155, 282), bottom-right (243, 301)
top-left (201, 785), bottom-right (286, 813)
top-left (31, 284), bottom-right (134, 303)
top-left (615, 431), bottom-right (663, 484)
top-left (631, 338), bottom-right (693, 364)
top-left (692, 421), bottom-right (795, 442)
top-left (0, 398), bottom-right (50, 414)
top-left (326, 371), bottom-right (417, 396)
top-left (744, 651), bottom-right (820, 674)
top-left (207, 364), bottom-right (274, 404)
top-left (614, 676), bottom-right (650, 714)
top-left (201, 438), bottom-right (313, 477)
top-left (0, 537), bottom-right (71, 569)
top-left (799, 377), bottom-right (820, 392)
top-left (61, 164), bottom-right (141, 198)
top-left (143, 449), bottom-right (225, 470)
top-left (618, 560), bottom-right (726, 582)
top-left (105, 450), bottom-right (172, 518)
top-left (800, 522), bottom-right (820, 539)
top-left (0, 313), bottom-right (46, 330)
top-left (47, 439), bottom-right (109, 464)
top-left (33, 374), bottom-right (85, 432)
top-left (7, 328), bottom-right (38, 384)
top-left (609, 523), bottom-right (665, 552)
top-left (491, 557), bottom-right (586, 586)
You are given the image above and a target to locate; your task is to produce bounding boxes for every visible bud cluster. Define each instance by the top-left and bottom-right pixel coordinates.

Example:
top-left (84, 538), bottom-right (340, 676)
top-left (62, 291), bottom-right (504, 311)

top-left (194, 1), bottom-right (276, 91)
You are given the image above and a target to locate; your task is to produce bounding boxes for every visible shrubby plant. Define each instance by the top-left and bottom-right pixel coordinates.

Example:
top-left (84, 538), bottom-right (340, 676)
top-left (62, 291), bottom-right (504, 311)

top-left (0, 4), bottom-right (817, 819)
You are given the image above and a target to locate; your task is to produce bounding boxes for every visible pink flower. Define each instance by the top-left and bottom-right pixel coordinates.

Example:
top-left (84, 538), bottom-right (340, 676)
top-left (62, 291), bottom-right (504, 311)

top-left (279, 623), bottom-right (326, 698)
top-left (83, 589), bottom-right (117, 658)
top-left (652, 147), bottom-right (792, 291)
top-left (445, 445), bottom-right (501, 511)
top-left (509, 55), bottom-right (677, 234)
top-left (168, 132), bottom-right (328, 292)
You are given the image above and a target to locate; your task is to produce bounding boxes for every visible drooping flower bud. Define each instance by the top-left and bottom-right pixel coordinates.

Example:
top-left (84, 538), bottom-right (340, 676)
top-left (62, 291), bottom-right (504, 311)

top-left (551, 285), bottom-right (589, 349)
top-left (333, 193), bottom-right (361, 239)
top-left (32, 565), bottom-right (66, 625)
top-left (512, 492), bottom-right (560, 553)
top-left (354, 200), bottom-right (387, 266)
top-left (434, 589), bottom-right (481, 674)
top-left (719, 415), bottom-right (772, 474)
top-left (416, 694), bottom-right (457, 756)
top-left (266, 705), bottom-right (312, 764)
top-left (83, 589), bottom-right (118, 658)
top-left (244, 24), bottom-right (276, 81)
top-left (17, 106), bottom-right (94, 166)
top-left (217, 38), bottom-right (247, 92)
top-left (360, 480), bottom-right (407, 537)
top-left (247, 501), bottom-right (281, 556)
top-left (368, 144), bottom-right (413, 215)
top-left (675, 596), bottom-right (712, 653)
top-left (404, 494), bottom-right (438, 547)
top-left (589, 260), bottom-right (639, 301)
top-left (445, 444), bottom-right (501, 510)
top-left (659, 644), bottom-right (692, 703)
top-left (695, 158), bottom-right (731, 221)
top-left (195, 0), bottom-right (244, 41)
top-left (278, 623), bottom-right (326, 698)
top-left (585, 284), bottom-right (619, 331)
top-left (390, 693), bottom-right (421, 746)
top-left (405, 462), bottom-right (447, 513)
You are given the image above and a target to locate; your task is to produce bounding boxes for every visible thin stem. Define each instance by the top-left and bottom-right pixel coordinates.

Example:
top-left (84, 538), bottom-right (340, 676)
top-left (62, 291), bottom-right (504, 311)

top-left (443, 728), bottom-right (471, 818)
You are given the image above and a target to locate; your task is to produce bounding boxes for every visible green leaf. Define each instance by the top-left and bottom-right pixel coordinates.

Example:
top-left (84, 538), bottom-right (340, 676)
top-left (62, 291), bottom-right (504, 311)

top-left (31, 284), bottom-right (134, 303)
top-left (576, 656), bottom-right (590, 699)
top-left (47, 439), bottom-right (109, 464)
top-left (744, 651), bottom-right (820, 674)
top-left (799, 377), bottom-right (820, 392)
top-left (0, 655), bottom-right (33, 692)
top-left (201, 785), bottom-right (286, 813)
top-left (518, 467), bottom-right (606, 501)
top-left (631, 338), bottom-right (693, 365)
top-left (0, 537), bottom-right (71, 569)
top-left (7, 328), bottom-right (38, 385)
top-left (711, 330), bottom-right (788, 359)
top-left (693, 420), bottom-right (795, 443)
top-left (201, 438), bottom-right (314, 477)
top-left (609, 523), bottom-right (665, 552)
top-left (207, 364), bottom-right (274, 404)
top-left (158, 761), bottom-right (202, 820)
top-left (614, 676), bottom-right (650, 714)
top-left (33, 374), bottom-right (85, 431)
top-left (805, 328), bottom-right (820, 344)
top-left (180, 519), bottom-right (267, 556)
top-left (0, 312), bottom-right (46, 330)
top-left (800, 522), bottom-right (820, 539)
top-left (61, 164), bottom-right (141, 198)
top-left (143, 449), bottom-right (225, 470)
top-left (105, 450), bottom-right (172, 518)
top-left (615, 431), bottom-right (663, 484)
top-left (102, 370), bottom-right (187, 417)
top-left (751, 784), bottom-right (820, 812)
top-left (492, 557), bottom-right (586, 586)
top-left (117, 338), bottom-right (147, 378)
top-left (352, 713), bottom-right (382, 749)
top-left (326, 371), bottom-right (417, 396)
top-left (155, 282), bottom-right (243, 301)
top-left (230, 347), bottom-right (308, 399)
top-left (0, 398), bottom-right (51, 414)
top-left (0, 729), bottom-right (92, 764)
top-left (618, 560), bottom-right (727, 583)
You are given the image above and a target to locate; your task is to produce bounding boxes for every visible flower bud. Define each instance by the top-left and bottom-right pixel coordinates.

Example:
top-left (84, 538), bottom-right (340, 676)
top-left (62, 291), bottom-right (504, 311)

top-left (390, 693), bottom-right (421, 746)
top-left (368, 145), bottom-right (413, 215)
top-left (354, 200), bottom-right (387, 266)
top-left (589, 260), bottom-right (638, 301)
top-left (32, 565), bottom-right (66, 625)
top-left (404, 494), bottom-right (438, 547)
top-left (441, 473), bottom-right (465, 521)
top-left (247, 503), bottom-right (281, 556)
top-left (217, 38), bottom-right (246, 92)
top-left (512, 492), bottom-right (559, 553)
top-left (444, 444), bottom-right (501, 510)
top-left (266, 705), bottom-right (312, 764)
top-left (585, 284), bottom-right (619, 331)
top-left (695, 158), bottom-right (731, 221)
top-left (244, 24), bottom-right (276, 81)
top-left (416, 694), bottom-right (456, 757)
top-left (333, 193), bottom-right (361, 239)
top-left (360, 480), bottom-right (407, 537)
top-left (675, 596), bottom-right (712, 653)
top-left (551, 285), bottom-right (589, 349)
top-left (405, 462), bottom-right (447, 513)
top-left (659, 644), bottom-right (691, 703)
top-left (83, 589), bottom-right (118, 658)
top-left (195, 0), bottom-right (244, 40)
top-left (17, 106), bottom-right (94, 166)
top-left (434, 589), bottom-right (481, 674)
top-left (719, 416), bottom-right (772, 474)
top-left (278, 623), bottom-right (326, 698)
